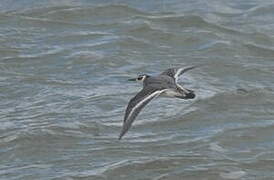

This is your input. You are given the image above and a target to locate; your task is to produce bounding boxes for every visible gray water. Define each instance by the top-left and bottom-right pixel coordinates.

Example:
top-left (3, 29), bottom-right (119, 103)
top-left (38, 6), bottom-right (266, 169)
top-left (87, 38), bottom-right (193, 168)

top-left (1, 0), bottom-right (274, 179)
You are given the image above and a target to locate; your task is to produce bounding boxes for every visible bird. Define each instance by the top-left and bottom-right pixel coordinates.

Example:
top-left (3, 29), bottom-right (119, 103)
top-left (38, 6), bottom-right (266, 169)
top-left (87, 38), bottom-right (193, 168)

top-left (119, 66), bottom-right (197, 140)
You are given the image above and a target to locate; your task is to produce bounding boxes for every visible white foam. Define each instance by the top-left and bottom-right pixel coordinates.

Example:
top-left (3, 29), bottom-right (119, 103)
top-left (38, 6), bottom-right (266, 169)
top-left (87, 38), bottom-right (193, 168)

top-left (209, 142), bottom-right (227, 152)
top-left (220, 171), bottom-right (246, 179)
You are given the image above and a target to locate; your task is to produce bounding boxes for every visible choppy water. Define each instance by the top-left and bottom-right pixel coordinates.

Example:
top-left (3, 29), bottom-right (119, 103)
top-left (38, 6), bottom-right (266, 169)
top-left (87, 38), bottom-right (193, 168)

top-left (1, 0), bottom-right (274, 179)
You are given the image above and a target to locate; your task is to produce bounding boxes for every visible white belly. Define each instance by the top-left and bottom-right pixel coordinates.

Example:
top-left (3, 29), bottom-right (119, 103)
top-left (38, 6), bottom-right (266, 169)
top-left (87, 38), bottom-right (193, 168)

top-left (161, 89), bottom-right (181, 98)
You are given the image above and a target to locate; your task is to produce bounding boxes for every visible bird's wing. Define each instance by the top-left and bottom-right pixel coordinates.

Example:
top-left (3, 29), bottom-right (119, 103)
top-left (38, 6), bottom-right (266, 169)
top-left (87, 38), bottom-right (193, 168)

top-left (161, 66), bottom-right (197, 82)
top-left (119, 87), bottom-right (167, 140)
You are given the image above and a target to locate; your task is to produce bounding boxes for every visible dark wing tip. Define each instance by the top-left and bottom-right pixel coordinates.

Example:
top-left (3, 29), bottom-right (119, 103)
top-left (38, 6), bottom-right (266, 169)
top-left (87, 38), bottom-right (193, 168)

top-left (118, 131), bottom-right (125, 140)
top-left (180, 66), bottom-right (197, 74)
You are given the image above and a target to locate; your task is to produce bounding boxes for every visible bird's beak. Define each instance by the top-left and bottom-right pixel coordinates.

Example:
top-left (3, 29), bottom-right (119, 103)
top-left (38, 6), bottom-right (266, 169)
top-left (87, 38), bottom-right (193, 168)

top-left (128, 78), bottom-right (136, 81)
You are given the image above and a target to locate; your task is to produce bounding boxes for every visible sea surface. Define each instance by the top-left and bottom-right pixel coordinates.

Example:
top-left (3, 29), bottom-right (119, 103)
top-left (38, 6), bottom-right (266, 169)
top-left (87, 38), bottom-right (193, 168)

top-left (1, 0), bottom-right (274, 179)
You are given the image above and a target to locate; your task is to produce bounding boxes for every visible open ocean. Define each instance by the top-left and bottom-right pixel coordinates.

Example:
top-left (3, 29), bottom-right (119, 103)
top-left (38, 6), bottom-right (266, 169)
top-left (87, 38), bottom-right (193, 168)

top-left (1, 0), bottom-right (274, 179)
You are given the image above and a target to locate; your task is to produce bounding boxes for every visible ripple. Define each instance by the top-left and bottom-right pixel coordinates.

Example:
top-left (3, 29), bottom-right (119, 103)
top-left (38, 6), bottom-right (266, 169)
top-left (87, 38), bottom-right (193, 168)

top-left (220, 170), bottom-right (246, 179)
top-left (10, 4), bottom-right (151, 26)
top-left (1, 1), bottom-right (274, 179)
top-left (209, 142), bottom-right (227, 153)
top-left (144, 14), bottom-right (242, 33)
top-left (0, 134), bottom-right (18, 144)
top-left (244, 43), bottom-right (274, 57)
top-left (247, 3), bottom-right (274, 16)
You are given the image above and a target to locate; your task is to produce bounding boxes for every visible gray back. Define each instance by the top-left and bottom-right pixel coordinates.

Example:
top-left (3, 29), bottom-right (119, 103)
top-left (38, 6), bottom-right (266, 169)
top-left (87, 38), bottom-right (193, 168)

top-left (143, 75), bottom-right (176, 90)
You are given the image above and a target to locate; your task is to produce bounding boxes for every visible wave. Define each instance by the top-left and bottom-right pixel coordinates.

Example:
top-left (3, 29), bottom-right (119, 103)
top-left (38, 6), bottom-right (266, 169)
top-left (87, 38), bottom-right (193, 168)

top-left (247, 3), bottom-right (274, 16)
top-left (244, 43), bottom-right (274, 57)
top-left (10, 4), bottom-right (149, 17)
top-left (7, 4), bottom-right (150, 26)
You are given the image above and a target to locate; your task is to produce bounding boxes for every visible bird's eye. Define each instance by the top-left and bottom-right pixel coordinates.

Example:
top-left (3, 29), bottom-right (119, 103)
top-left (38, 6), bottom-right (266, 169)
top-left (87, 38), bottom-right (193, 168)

top-left (137, 77), bottom-right (142, 80)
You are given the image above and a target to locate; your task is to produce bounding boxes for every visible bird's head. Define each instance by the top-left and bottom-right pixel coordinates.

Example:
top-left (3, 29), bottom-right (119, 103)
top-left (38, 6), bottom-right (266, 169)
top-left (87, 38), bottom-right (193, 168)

top-left (128, 74), bottom-right (150, 82)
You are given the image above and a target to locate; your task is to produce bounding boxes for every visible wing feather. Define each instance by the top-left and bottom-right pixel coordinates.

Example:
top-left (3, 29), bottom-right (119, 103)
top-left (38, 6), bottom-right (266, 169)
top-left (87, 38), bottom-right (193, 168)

top-left (119, 88), bottom-right (166, 140)
top-left (161, 66), bottom-right (197, 82)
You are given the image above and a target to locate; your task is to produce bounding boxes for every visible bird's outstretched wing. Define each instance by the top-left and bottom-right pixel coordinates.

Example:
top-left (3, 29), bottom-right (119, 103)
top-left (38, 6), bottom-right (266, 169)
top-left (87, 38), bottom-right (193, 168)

top-left (119, 87), bottom-right (166, 140)
top-left (161, 66), bottom-right (197, 82)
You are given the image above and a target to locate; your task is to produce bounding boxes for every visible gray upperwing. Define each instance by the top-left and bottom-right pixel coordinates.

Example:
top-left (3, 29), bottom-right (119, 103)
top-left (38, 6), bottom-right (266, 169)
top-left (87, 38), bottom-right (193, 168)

top-left (160, 68), bottom-right (177, 79)
top-left (119, 87), bottom-right (166, 140)
top-left (161, 66), bottom-right (197, 81)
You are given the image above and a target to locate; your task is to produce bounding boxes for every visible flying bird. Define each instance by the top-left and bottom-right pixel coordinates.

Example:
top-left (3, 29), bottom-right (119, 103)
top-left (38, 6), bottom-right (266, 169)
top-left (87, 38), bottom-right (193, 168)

top-left (119, 66), bottom-right (197, 140)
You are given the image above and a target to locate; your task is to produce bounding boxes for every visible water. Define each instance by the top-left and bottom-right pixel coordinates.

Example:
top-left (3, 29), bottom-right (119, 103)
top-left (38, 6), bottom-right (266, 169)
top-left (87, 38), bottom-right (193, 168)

top-left (1, 0), bottom-right (274, 179)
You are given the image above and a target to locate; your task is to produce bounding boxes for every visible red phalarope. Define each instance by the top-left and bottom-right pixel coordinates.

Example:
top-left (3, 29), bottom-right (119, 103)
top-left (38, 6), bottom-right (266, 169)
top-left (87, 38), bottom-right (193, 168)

top-left (119, 66), bottom-right (197, 140)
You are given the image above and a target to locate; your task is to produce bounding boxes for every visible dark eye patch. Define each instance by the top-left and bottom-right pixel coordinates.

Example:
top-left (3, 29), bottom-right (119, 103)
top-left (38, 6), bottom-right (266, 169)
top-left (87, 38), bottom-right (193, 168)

top-left (137, 77), bottom-right (142, 80)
